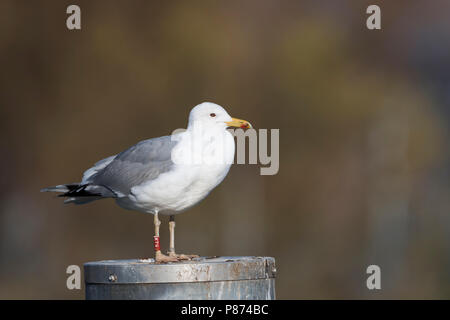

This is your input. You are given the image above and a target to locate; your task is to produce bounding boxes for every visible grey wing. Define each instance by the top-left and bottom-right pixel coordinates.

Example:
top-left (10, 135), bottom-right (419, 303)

top-left (82, 155), bottom-right (117, 183)
top-left (89, 135), bottom-right (178, 196)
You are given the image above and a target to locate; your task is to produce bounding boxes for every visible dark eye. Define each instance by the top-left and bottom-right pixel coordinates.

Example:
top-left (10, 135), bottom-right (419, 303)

top-left (210, 113), bottom-right (216, 117)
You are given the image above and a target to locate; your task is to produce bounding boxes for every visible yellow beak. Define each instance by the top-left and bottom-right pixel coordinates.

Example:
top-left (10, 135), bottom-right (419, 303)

top-left (226, 117), bottom-right (252, 129)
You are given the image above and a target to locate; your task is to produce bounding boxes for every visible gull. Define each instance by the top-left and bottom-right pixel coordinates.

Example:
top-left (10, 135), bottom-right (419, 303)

top-left (41, 102), bottom-right (252, 262)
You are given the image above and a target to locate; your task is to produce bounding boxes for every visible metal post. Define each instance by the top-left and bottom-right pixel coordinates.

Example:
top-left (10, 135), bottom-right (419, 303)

top-left (84, 256), bottom-right (276, 300)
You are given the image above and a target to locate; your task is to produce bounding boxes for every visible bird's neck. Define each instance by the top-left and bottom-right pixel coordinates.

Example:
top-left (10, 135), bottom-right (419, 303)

top-left (186, 122), bottom-right (227, 139)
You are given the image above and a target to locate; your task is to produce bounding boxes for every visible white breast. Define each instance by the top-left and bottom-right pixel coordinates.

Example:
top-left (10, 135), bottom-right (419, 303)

top-left (126, 128), bottom-right (235, 214)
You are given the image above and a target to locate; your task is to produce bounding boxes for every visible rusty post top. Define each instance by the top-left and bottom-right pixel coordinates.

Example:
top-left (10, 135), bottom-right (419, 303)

top-left (84, 256), bottom-right (276, 284)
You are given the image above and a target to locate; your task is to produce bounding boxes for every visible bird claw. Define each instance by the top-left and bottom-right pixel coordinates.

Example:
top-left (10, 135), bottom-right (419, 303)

top-left (168, 252), bottom-right (200, 260)
top-left (155, 251), bottom-right (178, 263)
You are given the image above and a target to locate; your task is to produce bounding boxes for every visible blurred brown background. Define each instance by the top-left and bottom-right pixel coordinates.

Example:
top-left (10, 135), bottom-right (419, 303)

top-left (0, 0), bottom-right (449, 299)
